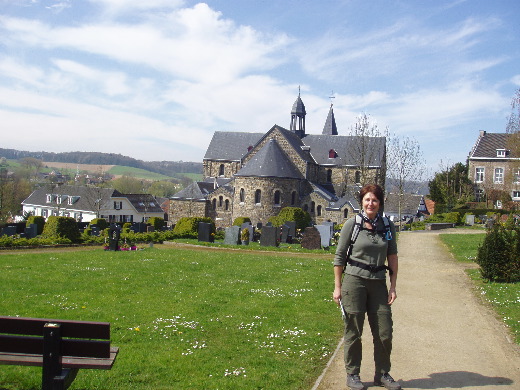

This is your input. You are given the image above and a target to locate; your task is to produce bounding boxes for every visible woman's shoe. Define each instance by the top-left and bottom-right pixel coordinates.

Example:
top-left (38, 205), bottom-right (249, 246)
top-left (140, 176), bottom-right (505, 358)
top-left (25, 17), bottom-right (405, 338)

top-left (374, 372), bottom-right (402, 390)
top-left (347, 374), bottom-right (366, 390)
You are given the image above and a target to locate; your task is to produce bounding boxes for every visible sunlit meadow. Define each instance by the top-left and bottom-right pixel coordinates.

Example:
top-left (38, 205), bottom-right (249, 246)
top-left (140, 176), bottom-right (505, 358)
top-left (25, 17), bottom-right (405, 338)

top-left (0, 246), bottom-right (341, 389)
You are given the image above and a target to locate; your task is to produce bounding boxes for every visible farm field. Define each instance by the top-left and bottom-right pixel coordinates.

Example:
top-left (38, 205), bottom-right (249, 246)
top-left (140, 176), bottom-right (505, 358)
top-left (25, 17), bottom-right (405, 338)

top-left (0, 246), bottom-right (340, 389)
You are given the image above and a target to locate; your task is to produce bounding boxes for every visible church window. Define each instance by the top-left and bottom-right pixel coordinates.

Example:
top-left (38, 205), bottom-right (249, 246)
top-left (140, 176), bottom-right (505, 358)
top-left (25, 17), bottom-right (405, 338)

top-left (225, 199), bottom-right (230, 210)
top-left (291, 191), bottom-right (296, 205)
top-left (219, 164), bottom-right (225, 176)
top-left (328, 149), bottom-right (337, 158)
top-left (274, 190), bottom-right (281, 205)
top-left (343, 209), bottom-right (349, 218)
top-left (219, 196), bottom-right (223, 207)
top-left (255, 189), bottom-right (261, 204)
top-left (327, 169), bottom-right (332, 183)
top-left (310, 201), bottom-right (315, 213)
top-left (317, 205), bottom-right (322, 216)
top-left (355, 170), bottom-right (361, 184)
top-left (212, 198), bottom-right (217, 210)
top-left (240, 188), bottom-right (245, 202)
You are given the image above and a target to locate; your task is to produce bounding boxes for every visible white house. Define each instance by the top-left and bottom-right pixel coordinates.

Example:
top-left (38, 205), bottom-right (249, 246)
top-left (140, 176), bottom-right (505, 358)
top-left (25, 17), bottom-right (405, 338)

top-left (22, 185), bottom-right (165, 223)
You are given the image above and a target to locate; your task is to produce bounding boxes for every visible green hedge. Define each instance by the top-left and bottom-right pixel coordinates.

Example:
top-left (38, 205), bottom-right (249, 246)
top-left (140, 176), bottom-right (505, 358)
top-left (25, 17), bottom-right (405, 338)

top-left (268, 207), bottom-right (311, 230)
top-left (173, 217), bottom-right (215, 238)
top-left (42, 216), bottom-right (81, 243)
top-left (233, 217), bottom-right (251, 226)
top-left (147, 217), bottom-right (165, 231)
top-left (26, 216), bottom-right (45, 235)
top-left (89, 218), bottom-right (109, 230)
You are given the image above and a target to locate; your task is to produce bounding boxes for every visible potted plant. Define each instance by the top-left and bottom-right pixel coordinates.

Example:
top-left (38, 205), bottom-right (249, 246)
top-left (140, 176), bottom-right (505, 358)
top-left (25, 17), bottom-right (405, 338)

top-left (241, 228), bottom-right (250, 245)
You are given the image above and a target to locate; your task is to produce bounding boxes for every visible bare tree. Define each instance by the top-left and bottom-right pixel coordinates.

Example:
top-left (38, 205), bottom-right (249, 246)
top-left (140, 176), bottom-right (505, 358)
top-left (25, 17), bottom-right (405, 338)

top-left (387, 134), bottom-right (426, 229)
top-left (346, 113), bottom-right (388, 193)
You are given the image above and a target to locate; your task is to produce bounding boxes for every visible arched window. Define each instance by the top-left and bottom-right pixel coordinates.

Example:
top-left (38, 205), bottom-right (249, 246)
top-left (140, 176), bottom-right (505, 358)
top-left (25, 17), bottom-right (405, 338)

top-left (239, 188), bottom-right (245, 202)
top-left (328, 149), bottom-right (337, 158)
top-left (327, 169), bottom-right (332, 183)
top-left (212, 198), bottom-right (217, 210)
top-left (343, 209), bottom-right (349, 218)
top-left (225, 199), bottom-right (230, 210)
top-left (274, 190), bottom-right (281, 205)
top-left (255, 189), bottom-right (261, 204)
top-left (291, 191), bottom-right (296, 205)
top-left (355, 170), bottom-right (361, 184)
top-left (317, 205), bottom-right (322, 216)
top-left (219, 164), bottom-right (225, 176)
top-left (219, 196), bottom-right (223, 207)
top-left (311, 201), bottom-right (315, 213)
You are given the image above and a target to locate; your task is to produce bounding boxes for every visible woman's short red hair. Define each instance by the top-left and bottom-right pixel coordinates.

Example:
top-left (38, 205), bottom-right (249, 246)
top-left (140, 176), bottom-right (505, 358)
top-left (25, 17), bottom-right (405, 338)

top-left (359, 184), bottom-right (385, 210)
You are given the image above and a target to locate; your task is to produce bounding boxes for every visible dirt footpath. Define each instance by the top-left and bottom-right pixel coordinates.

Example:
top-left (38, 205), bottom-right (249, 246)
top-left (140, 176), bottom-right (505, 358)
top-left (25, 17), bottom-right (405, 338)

top-left (314, 230), bottom-right (520, 390)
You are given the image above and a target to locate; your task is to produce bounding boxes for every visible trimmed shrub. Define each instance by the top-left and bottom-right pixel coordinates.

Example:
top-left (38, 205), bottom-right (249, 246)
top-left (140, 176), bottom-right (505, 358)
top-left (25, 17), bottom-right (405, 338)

top-left (173, 217), bottom-right (215, 238)
top-left (233, 217), bottom-right (251, 226)
top-left (42, 216), bottom-right (81, 243)
top-left (89, 218), bottom-right (109, 231)
top-left (268, 207), bottom-right (312, 230)
top-left (26, 216), bottom-right (45, 235)
top-left (148, 217), bottom-right (165, 231)
top-left (476, 223), bottom-right (520, 282)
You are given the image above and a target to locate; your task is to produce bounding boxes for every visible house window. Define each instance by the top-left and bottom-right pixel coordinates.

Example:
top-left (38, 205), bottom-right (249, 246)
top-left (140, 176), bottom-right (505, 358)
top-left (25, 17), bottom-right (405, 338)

top-left (475, 188), bottom-right (485, 202)
top-left (219, 164), bottom-right (225, 176)
top-left (225, 199), bottom-right (230, 210)
top-left (496, 149), bottom-right (507, 158)
top-left (475, 167), bottom-right (484, 183)
top-left (495, 200), bottom-right (502, 209)
top-left (255, 189), bottom-right (261, 204)
top-left (327, 169), bottom-right (332, 183)
top-left (114, 201), bottom-right (122, 210)
top-left (494, 168), bottom-right (504, 184)
top-left (514, 169), bottom-right (520, 184)
top-left (46, 194), bottom-right (52, 203)
top-left (291, 191), bottom-right (296, 205)
top-left (274, 190), bottom-right (281, 205)
top-left (512, 191), bottom-right (520, 200)
top-left (239, 188), bottom-right (245, 203)
top-left (355, 171), bottom-right (361, 184)
top-left (317, 205), bottom-right (322, 216)
top-left (328, 149), bottom-right (337, 159)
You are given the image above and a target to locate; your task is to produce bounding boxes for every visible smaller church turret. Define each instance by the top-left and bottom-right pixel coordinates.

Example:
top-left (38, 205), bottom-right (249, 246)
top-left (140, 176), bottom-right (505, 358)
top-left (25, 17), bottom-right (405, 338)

top-left (322, 103), bottom-right (338, 135)
top-left (290, 89), bottom-right (306, 138)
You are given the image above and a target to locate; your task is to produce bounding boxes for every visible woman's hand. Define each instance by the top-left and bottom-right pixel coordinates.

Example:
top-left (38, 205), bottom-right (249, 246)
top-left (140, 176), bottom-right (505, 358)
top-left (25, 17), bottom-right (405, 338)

top-left (333, 287), bottom-right (342, 306)
top-left (388, 287), bottom-right (397, 305)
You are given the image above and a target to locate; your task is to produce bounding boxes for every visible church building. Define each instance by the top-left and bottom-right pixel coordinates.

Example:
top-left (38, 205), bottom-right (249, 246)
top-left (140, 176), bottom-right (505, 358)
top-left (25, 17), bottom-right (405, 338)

top-left (169, 93), bottom-right (386, 228)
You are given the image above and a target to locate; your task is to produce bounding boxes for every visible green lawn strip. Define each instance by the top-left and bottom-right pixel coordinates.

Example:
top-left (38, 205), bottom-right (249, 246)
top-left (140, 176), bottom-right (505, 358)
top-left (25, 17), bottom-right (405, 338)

top-left (0, 247), bottom-right (341, 389)
top-left (439, 233), bottom-right (520, 345)
top-left (107, 165), bottom-right (174, 180)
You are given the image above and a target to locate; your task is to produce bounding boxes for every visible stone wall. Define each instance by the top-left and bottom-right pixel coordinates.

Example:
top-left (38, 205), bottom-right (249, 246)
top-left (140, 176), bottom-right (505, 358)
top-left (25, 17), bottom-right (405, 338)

top-left (203, 160), bottom-right (242, 178)
top-left (169, 199), bottom-right (208, 226)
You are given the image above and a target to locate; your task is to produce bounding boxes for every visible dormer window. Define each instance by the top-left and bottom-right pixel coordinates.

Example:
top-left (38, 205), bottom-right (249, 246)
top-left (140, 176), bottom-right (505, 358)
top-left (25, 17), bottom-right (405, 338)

top-left (46, 194), bottom-right (52, 203)
top-left (328, 149), bottom-right (337, 158)
top-left (496, 149), bottom-right (507, 158)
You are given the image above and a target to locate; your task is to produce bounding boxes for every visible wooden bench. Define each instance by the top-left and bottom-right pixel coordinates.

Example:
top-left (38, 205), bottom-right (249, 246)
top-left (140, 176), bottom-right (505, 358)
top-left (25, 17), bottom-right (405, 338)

top-left (0, 316), bottom-right (119, 390)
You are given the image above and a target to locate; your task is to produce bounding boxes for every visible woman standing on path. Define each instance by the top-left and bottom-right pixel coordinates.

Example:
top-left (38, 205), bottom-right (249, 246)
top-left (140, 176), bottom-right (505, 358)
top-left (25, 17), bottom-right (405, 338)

top-left (333, 184), bottom-right (402, 390)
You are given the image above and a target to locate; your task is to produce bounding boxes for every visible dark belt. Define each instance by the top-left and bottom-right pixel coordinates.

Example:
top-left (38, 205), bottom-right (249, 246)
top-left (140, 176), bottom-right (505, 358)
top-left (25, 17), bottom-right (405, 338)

top-left (346, 259), bottom-right (393, 276)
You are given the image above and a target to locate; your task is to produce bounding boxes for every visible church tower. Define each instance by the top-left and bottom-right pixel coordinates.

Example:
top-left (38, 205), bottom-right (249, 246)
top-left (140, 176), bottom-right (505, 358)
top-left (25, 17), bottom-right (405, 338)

top-left (290, 89), bottom-right (306, 138)
top-left (322, 103), bottom-right (338, 135)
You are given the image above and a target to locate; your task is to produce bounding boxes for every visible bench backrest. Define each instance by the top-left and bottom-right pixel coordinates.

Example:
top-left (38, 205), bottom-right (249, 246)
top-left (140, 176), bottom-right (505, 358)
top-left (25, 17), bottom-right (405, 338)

top-left (0, 316), bottom-right (111, 358)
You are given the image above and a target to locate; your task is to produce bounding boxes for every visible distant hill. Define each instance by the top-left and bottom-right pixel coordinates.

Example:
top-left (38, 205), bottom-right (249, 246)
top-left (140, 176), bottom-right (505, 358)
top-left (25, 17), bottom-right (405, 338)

top-left (0, 148), bottom-right (203, 177)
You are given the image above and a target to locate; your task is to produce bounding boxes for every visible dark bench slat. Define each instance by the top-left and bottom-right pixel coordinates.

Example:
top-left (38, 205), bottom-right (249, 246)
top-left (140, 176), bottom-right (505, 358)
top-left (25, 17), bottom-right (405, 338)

top-left (0, 316), bottom-right (110, 339)
top-left (0, 347), bottom-right (119, 370)
top-left (0, 335), bottom-right (111, 358)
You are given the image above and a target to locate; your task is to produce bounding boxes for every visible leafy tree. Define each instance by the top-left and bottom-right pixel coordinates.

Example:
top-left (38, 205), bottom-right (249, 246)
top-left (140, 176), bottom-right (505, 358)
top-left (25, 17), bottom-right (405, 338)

top-left (148, 180), bottom-right (179, 197)
top-left (111, 175), bottom-right (147, 194)
top-left (428, 161), bottom-right (472, 208)
top-left (268, 207), bottom-right (311, 230)
top-left (0, 167), bottom-right (32, 223)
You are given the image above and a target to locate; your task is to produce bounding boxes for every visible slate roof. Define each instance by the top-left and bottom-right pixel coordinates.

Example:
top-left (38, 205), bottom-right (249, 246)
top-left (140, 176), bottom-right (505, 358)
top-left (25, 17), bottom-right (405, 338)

top-left (291, 94), bottom-right (306, 115)
top-left (22, 185), bottom-right (121, 212)
top-left (322, 105), bottom-right (338, 135)
top-left (171, 178), bottom-right (233, 200)
top-left (235, 138), bottom-right (304, 179)
top-left (384, 193), bottom-right (424, 217)
top-left (204, 131), bottom-right (263, 161)
top-left (469, 131), bottom-right (514, 159)
top-left (302, 135), bottom-right (386, 166)
top-left (123, 194), bottom-right (164, 213)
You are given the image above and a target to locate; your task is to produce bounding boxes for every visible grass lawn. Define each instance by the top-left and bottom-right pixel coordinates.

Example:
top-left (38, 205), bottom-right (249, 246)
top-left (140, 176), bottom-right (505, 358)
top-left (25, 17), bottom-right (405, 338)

top-left (439, 233), bottom-right (520, 344)
top-left (0, 246), bottom-right (341, 389)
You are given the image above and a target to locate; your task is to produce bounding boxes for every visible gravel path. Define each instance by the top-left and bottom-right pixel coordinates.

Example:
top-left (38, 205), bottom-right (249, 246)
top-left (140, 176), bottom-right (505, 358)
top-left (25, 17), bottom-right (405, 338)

top-left (313, 230), bottom-right (520, 390)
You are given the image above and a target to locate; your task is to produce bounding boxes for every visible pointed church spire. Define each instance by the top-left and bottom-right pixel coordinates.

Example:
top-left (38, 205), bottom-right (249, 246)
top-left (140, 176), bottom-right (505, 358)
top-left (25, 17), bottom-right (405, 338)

top-left (322, 103), bottom-right (338, 135)
top-left (290, 87), bottom-right (306, 138)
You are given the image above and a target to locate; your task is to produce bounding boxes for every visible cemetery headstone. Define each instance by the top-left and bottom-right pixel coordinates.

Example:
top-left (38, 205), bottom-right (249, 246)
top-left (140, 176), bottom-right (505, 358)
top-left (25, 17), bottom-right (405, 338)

top-left (280, 224), bottom-right (290, 243)
top-left (147, 226), bottom-right (155, 233)
top-left (315, 224), bottom-right (333, 248)
top-left (108, 224), bottom-right (121, 251)
top-left (224, 226), bottom-right (240, 245)
top-left (284, 221), bottom-right (297, 238)
top-left (198, 222), bottom-right (214, 243)
top-left (260, 225), bottom-right (279, 247)
top-left (24, 224), bottom-right (38, 239)
top-left (1, 226), bottom-right (17, 237)
top-left (300, 227), bottom-right (322, 250)
top-left (465, 214), bottom-right (475, 226)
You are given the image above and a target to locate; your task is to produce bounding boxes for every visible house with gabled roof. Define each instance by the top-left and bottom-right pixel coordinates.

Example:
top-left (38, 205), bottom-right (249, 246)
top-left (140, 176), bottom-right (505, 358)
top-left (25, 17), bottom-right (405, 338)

top-left (22, 185), bottom-right (165, 223)
top-left (468, 130), bottom-right (520, 208)
top-left (170, 93), bottom-right (387, 228)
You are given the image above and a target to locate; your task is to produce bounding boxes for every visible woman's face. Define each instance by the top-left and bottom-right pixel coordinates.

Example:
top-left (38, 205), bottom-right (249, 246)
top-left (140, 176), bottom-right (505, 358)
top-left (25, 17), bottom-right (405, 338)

top-left (362, 191), bottom-right (380, 219)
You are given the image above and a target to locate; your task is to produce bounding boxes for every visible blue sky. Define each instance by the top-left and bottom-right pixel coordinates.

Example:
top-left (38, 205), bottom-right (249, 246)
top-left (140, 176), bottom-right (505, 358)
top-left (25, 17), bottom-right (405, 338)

top-left (1, 0), bottom-right (519, 174)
